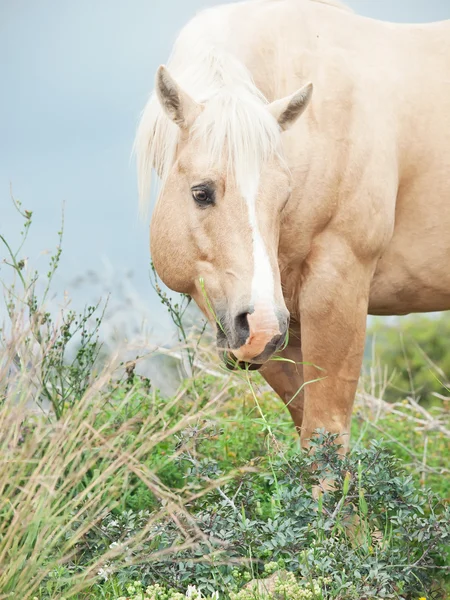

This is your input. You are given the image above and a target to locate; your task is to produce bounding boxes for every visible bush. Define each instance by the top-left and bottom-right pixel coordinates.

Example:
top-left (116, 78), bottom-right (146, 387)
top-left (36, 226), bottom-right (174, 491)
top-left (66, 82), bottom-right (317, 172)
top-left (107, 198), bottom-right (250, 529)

top-left (89, 433), bottom-right (449, 600)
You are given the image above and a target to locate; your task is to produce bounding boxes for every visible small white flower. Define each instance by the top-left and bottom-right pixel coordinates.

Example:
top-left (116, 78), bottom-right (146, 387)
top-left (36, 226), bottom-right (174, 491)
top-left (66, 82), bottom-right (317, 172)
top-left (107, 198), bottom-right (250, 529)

top-left (97, 567), bottom-right (109, 581)
top-left (186, 585), bottom-right (202, 599)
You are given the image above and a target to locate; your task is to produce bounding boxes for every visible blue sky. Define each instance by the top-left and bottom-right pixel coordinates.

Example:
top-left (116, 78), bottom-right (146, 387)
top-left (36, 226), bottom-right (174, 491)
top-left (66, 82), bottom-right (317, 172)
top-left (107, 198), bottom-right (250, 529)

top-left (1, 0), bottom-right (449, 338)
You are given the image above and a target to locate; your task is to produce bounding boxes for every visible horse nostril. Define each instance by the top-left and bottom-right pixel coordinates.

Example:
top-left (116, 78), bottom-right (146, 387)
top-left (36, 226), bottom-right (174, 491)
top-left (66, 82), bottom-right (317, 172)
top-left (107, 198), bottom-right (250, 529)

top-left (234, 311), bottom-right (250, 342)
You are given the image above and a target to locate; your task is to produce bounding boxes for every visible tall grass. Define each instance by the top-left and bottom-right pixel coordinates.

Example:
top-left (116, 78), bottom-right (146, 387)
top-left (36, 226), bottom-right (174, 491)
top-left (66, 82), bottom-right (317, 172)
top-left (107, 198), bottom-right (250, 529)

top-left (0, 344), bottom-right (241, 597)
top-left (0, 197), bottom-right (237, 598)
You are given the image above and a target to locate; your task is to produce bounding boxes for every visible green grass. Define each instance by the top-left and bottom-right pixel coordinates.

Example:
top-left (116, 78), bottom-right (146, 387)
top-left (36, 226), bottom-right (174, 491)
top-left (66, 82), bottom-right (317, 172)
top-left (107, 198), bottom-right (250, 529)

top-left (15, 371), bottom-right (445, 600)
top-left (1, 358), bottom-right (449, 600)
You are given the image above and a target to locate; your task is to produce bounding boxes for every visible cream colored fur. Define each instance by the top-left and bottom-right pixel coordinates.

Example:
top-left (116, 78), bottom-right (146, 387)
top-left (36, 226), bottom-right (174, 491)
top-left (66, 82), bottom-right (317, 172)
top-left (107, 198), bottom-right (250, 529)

top-left (135, 0), bottom-right (450, 449)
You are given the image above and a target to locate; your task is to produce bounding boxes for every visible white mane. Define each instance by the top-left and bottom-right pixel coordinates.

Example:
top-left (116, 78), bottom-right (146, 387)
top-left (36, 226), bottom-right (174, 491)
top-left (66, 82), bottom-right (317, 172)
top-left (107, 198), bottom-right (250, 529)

top-left (311, 0), bottom-right (352, 12)
top-left (134, 15), bottom-right (283, 216)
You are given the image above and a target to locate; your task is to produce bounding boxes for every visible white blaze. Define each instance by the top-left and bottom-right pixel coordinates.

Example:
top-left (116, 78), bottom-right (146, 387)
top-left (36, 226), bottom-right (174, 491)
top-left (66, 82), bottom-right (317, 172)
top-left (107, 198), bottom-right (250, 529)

top-left (241, 174), bottom-right (275, 307)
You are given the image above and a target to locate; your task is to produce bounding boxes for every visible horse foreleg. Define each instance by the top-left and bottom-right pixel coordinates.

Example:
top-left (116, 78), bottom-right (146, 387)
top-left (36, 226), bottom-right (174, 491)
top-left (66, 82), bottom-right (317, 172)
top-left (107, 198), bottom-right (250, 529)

top-left (298, 239), bottom-right (373, 453)
top-left (259, 320), bottom-right (305, 433)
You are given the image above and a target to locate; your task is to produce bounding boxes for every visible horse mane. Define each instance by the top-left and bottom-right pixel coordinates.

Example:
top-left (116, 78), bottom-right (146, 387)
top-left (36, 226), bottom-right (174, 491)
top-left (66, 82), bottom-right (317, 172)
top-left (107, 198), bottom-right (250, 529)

top-left (310, 0), bottom-right (353, 12)
top-left (134, 23), bottom-right (283, 216)
top-left (134, 0), bottom-right (350, 215)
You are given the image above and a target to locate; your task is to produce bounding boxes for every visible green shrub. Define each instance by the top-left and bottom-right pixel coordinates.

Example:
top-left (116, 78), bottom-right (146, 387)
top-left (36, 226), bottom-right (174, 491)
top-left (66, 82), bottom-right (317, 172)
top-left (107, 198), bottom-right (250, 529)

top-left (0, 196), bottom-right (104, 418)
top-left (87, 433), bottom-right (449, 600)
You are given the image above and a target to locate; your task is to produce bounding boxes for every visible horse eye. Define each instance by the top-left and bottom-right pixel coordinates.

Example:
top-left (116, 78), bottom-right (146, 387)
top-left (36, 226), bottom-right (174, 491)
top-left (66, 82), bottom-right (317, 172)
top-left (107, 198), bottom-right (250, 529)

top-left (192, 186), bottom-right (214, 207)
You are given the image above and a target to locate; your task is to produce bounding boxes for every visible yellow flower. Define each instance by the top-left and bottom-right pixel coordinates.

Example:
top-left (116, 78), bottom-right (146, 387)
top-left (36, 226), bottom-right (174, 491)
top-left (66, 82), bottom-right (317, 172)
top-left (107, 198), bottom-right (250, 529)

top-left (418, 597), bottom-right (426, 600)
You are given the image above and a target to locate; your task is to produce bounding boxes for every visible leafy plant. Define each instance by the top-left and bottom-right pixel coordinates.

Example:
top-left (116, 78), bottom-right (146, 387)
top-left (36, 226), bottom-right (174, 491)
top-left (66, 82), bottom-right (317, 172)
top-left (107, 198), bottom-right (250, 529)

top-left (85, 434), bottom-right (449, 600)
top-left (150, 262), bottom-right (208, 377)
top-left (0, 194), bottom-right (105, 418)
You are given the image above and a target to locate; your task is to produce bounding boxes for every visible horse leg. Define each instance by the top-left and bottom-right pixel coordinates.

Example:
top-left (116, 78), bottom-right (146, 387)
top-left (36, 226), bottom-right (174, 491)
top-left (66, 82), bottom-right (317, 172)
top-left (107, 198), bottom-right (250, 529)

top-left (298, 238), bottom-right (373, 453)
top-left (259, 320), bottom-right (305, 433)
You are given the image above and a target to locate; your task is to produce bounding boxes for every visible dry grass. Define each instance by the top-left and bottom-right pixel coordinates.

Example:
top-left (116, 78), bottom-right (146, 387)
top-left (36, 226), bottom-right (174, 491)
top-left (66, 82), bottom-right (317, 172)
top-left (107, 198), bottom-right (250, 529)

top-left (0, 325), bottom-right (239, 599)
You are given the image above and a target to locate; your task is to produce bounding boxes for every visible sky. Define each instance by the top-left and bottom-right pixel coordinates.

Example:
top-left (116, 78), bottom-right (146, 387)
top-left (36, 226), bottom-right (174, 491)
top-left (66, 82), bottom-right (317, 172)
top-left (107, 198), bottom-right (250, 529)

top-left (1, 0), bottom-right (449, 342)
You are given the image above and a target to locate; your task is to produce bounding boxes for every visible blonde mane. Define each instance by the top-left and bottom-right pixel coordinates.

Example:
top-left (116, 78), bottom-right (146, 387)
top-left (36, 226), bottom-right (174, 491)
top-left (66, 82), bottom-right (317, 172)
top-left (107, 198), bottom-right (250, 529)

top-left (310, 0), bottom-right (352, 12)
top-left (134, 0), bottom-right (351, 215)
top-left (134, 20), bottom-right (284, 216)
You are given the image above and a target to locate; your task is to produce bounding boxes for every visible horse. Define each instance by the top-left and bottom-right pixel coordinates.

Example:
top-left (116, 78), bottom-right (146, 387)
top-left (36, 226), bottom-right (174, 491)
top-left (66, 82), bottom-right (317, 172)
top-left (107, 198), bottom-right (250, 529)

top-left (135, 0), bottom-right (450, 451)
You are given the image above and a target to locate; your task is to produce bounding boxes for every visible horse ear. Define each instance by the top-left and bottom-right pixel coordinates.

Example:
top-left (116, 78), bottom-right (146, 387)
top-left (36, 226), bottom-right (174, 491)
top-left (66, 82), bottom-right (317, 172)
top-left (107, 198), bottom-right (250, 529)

top-left (268, 83), bottom-right (313, 131)
top-left (155, 65), bottom-right (203, 130)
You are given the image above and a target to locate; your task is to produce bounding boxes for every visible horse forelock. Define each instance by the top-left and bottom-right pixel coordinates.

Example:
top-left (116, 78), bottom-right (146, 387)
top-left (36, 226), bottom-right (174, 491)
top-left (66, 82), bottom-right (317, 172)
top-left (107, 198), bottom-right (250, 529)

top-left (191, 87), bottom-right (283, 194)
top-left (134, 24), bottom-right (283, 217)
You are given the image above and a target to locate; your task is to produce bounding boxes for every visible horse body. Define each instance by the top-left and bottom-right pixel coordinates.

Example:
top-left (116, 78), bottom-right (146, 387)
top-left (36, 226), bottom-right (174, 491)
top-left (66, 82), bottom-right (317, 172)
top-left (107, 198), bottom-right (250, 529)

top-left (362, 19), bottom-right (450, 315)
top-left (136, 0), bottom-right (450, 449)
top-left (190, 0), bottom-right (450, 316)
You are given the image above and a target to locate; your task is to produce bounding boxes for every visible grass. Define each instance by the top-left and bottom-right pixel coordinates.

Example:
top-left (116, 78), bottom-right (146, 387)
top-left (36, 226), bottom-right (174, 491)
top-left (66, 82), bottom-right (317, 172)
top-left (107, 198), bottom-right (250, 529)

top-left (0, 358), bottom-right (242, 598)
top-left (2, 363), bottom-right (446, 600)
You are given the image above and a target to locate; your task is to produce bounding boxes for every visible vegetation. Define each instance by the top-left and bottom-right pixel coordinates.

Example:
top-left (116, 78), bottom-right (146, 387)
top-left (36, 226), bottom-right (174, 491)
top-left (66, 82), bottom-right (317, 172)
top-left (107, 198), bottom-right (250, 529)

top-left (368, 314), bottom-right (450, 406)
top-left (0, 199), bottom-right (449, 599)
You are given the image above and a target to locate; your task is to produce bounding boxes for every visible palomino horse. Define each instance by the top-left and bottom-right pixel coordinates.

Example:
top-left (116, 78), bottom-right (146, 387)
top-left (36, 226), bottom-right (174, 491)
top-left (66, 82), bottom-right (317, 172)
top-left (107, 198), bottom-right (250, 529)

top-left (135, 0), bottom-right (450, 451)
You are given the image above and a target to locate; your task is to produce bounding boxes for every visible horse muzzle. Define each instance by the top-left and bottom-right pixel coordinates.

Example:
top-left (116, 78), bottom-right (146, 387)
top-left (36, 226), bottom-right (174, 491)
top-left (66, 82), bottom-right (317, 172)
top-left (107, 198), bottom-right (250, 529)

top-left (217, 303), bottom-right (289, 368)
